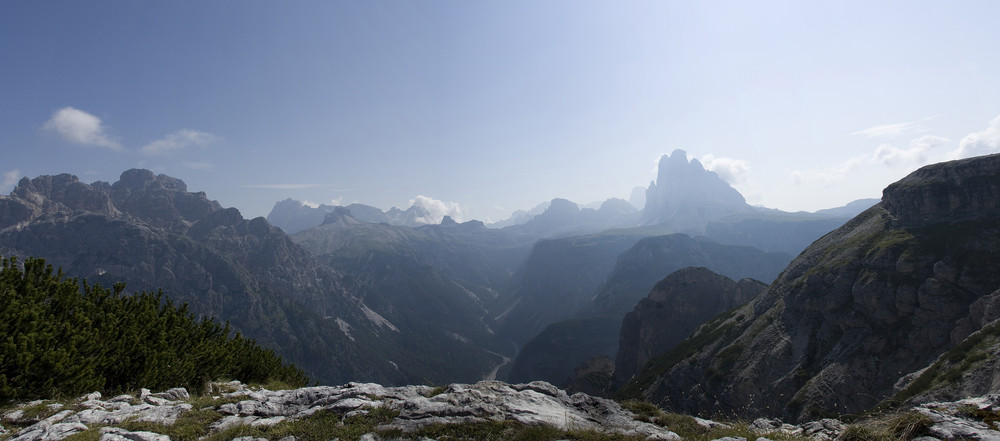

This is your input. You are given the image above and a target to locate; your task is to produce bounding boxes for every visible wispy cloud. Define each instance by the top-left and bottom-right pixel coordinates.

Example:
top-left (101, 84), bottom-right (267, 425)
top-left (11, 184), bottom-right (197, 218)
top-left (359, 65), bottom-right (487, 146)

top-left (699, 154), bottom-right (750, 184)
top-left (43, 107), bottom-right (123, 150)
top-left (851, 115), bottom-right (940, 138)
top-left (790, 116), bottom-right (1000, 186)
top-left (141, 129), bottom-right (218, 154)
top-left (409, 195), bottom-right (463, 224)
top-left (2, 169), bottom-right (21, 192)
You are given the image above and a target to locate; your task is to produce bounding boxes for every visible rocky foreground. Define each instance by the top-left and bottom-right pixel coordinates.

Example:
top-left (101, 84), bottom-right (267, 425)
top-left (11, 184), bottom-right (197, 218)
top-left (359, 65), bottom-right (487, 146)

top-left (4, 381), bottom-right (1000, 441)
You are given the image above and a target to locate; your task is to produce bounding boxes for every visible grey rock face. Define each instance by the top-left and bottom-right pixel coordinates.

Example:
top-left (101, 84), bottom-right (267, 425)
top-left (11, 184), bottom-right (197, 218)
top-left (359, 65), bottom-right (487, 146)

top-left (882, 153), bottom-right (1000, 227)
top-left (629, 154), bottom-right (1000, 421)
top-left (0, 169), bottom-right (489, 386)
top-left (615, 267), bottom-right (766, 387)
top-left (915, 395), bottom-right (1000, 441)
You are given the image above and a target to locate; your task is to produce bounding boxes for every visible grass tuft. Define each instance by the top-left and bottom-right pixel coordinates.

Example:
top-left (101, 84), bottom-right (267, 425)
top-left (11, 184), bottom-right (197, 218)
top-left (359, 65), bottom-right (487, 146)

top-left (121, 408), bottom-right (223, 441)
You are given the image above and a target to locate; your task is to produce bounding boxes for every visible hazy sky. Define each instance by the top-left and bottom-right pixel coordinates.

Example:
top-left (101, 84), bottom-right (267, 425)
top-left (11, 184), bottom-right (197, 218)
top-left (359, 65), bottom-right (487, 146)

top-left (2, 1), bottom-right (999, 223)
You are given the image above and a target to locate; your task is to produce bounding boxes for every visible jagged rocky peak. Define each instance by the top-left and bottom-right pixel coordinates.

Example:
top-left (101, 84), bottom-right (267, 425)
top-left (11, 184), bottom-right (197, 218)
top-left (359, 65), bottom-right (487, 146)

top-left (641, 149), bottom-right (750, 228)
top-left (0, 169), bottom-right (224, 233)
top-left (109, 169), bottom-right (222, 230)
top-left (882, 153), bottom-right (1000, 227)
top-left (2, 173), bottom-right (117, 224)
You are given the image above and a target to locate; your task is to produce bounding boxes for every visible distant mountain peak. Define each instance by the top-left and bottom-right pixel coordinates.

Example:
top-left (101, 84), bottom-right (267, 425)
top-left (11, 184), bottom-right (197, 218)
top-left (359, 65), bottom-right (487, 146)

top-left (641, 150), bottom-right (750, 230)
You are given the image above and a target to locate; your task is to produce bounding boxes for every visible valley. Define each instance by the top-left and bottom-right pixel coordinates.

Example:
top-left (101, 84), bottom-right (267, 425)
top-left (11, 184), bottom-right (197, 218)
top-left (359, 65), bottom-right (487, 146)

top-left (3, 151), bottom-right (998, 434)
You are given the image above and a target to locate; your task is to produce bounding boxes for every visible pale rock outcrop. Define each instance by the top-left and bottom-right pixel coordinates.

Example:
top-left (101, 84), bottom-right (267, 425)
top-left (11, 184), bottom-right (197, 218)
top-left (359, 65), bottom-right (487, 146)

top-left (99, 427), bottom-right (171, 441)
top-left (1, 381), bottom-right (677, 441)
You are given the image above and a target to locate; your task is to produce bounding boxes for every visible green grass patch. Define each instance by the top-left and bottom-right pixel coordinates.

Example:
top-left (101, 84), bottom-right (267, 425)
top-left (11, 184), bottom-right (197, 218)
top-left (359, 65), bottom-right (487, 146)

top-left (838, 411), bottom-right (932, 441)
top-left (424, 385), bottom-right (449, 397)
top-left (405, 419), bottom-right (649, 441)
top-left (121, 408), bottom-right (223, 441)
top-left (620, 400), bottom-right (820, 441)
top-left (58, 425), bottom-right (106, 441)
top-left (202, 405), bottom-right (401, 441)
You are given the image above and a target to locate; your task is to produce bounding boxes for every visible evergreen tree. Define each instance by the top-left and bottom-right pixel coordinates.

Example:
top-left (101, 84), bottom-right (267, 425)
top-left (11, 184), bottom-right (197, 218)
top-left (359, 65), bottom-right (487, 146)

top-left (0, 256), bottom-right (308, 402)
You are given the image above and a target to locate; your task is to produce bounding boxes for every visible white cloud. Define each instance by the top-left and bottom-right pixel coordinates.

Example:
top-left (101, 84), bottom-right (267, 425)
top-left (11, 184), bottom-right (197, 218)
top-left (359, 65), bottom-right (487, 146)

top-left (794, 132), bottom-right (953, 185)
top-left (330, 197), bottom-right (344, 206)
top-left (409, 195), bottom-right (463, 224)
top-left (700, 154), bottom-right (750, 184)
top-left (948, 114), bottom-right (1000, 159)
top-left (871, 135), bottom-right (949, 167)
top-left (851, 115), bottom-right (939, 138)
top-left (141, 129), bottom-right (218, 154)
top-left (301, 200), bottom-right (321, 208)
top-left (2, 169), bottom-right (21, 192)
top-left (43, 107), bottom-right (123, 150)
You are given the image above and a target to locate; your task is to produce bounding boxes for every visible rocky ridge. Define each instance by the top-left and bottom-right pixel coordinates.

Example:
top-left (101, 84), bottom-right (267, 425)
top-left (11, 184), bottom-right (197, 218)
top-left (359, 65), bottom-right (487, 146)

top-left (0, 170), bottom-right (497, 386)
top-left (504, 235), bottom-right (787, 388)
top-left (0, 381), bottom-right (678, 441)
top-left (615, 267), bottom-right (767, 388)
top-left (624, 153), bottom-right (1000, 421)
top-left (6, 382), bottom-right (1000, 441)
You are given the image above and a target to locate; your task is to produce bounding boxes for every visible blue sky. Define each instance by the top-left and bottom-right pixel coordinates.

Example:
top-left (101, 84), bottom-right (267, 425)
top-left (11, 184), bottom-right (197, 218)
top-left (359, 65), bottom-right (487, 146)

top-left (2, 1), bottom-right (999, 223)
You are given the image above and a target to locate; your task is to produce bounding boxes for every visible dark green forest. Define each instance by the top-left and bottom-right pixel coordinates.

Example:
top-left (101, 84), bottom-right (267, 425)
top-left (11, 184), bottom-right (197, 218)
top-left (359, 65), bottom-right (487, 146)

top-left (0, 256), bottom-right (308, 402)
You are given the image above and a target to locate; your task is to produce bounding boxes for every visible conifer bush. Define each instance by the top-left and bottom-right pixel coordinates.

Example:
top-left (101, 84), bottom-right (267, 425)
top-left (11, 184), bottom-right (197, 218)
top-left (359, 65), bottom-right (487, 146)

top-left (0, 256), bottom-right (308, 402)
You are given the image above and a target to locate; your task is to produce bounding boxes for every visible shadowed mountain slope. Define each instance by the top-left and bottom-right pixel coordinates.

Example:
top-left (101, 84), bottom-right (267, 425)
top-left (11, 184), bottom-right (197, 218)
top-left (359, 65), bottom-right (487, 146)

top-left (0, 170), bottom-right (506, 386)
top-left (622, 153), bottom-right (1000, 421)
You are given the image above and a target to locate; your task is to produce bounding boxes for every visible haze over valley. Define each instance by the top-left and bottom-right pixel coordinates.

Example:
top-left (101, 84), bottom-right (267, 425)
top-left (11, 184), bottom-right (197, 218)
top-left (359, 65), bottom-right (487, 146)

top-left (4, 3), bottom-right (1000, 441)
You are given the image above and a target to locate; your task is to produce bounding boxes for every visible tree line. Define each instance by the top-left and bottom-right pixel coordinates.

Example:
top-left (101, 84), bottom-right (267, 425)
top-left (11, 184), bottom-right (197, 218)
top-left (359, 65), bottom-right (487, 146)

top-left (0, 256), bottom-right (308, 402)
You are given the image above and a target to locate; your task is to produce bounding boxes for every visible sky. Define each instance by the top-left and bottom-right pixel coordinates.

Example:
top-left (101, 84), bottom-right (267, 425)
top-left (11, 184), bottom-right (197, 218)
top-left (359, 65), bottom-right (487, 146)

top-left (2, 1), bottom-right (1000, 224)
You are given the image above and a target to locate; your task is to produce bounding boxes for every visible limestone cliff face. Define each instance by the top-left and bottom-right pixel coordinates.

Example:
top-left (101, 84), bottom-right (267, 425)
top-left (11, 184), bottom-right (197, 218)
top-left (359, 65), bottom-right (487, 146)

top-left (625, 153), bottom-right (1000, 421)
top-left (882, 153), bottom-right (1000, 227)
top-left (614, 267), bottom-right (766, 388)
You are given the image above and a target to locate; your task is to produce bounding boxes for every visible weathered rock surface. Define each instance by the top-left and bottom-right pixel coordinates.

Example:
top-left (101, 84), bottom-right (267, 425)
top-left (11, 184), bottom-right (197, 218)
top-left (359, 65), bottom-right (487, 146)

top-left (615, 267), bottom-right (766, 387)
top-left (882, 153), bottom-right (1000, 227)
top-left (1, 381), bottom-right (679, 441)
top-left (8, 381), bottom-right (1000, 441)
top-left (625, 154), bottom-right (1000, 421)
top-left (914, 395), bottom-right (1000, 441)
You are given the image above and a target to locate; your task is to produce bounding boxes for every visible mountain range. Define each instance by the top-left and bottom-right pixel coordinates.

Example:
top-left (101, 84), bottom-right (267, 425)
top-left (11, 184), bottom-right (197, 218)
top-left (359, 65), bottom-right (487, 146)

top-left (0, 150), bottom-right (883, 401)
